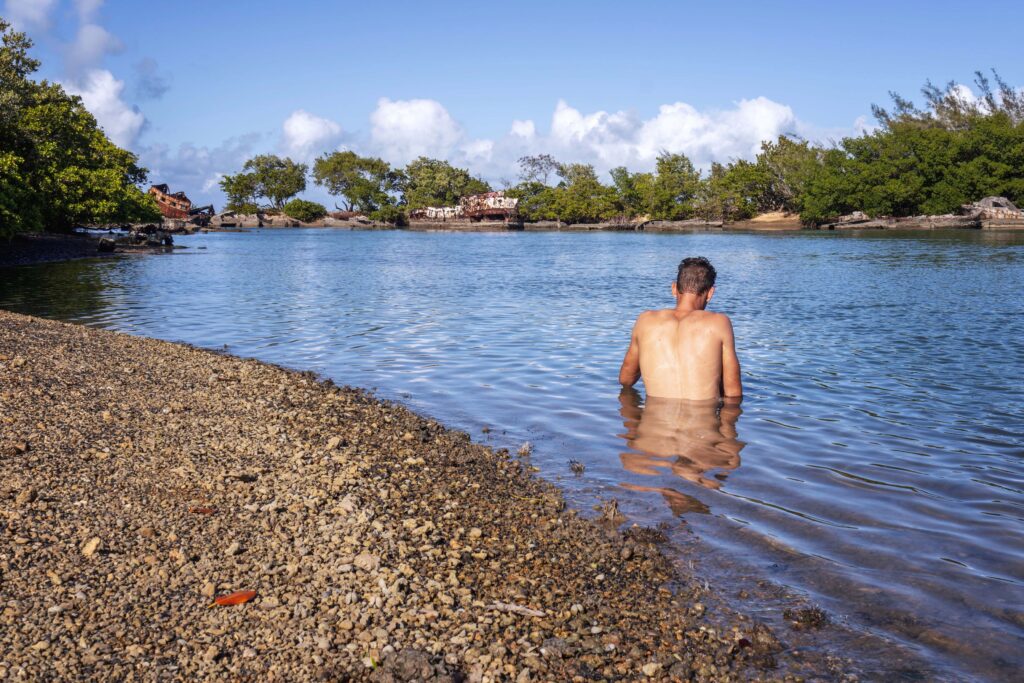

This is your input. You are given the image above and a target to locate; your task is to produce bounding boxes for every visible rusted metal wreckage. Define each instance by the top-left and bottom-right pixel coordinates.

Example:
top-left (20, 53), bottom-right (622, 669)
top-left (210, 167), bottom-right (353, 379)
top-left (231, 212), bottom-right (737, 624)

top-left (148, 184), bottom-right (191, 219)
top-left (409, 190), bottom-right (520, 224)
top-left (148, 184), bottom-right (214, 227)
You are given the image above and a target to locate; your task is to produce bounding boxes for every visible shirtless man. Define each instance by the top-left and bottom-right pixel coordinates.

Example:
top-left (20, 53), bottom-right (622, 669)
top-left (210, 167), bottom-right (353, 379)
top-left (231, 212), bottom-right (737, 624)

top-left (618, 257), bottom-right (742, 401)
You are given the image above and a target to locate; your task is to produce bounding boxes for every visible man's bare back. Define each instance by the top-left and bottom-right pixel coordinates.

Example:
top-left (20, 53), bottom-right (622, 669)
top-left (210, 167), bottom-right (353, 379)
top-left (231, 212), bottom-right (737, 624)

top-left (619, 257), bottom-right (742, 401)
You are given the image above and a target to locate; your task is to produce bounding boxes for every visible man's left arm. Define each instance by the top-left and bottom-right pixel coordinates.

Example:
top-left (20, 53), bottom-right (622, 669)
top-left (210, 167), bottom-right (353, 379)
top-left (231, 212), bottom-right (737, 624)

top-left (720, 316), bottom-right (743, 399)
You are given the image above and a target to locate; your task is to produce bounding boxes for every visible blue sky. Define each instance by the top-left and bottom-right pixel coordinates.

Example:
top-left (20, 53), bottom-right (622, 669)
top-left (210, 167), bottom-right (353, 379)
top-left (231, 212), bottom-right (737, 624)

top-left (7, 0), bottom-right (1024, 205)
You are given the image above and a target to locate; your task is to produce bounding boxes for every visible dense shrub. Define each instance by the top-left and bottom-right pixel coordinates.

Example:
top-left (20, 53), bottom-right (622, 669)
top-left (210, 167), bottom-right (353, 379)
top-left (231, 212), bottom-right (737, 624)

top-left (282, 199), bottom-right (327, 223)
top-left (369, 205), bottom-right (407, 226)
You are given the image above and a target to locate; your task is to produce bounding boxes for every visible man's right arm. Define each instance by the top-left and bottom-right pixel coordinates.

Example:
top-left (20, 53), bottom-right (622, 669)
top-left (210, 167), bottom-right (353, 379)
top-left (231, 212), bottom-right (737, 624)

top-left (618, 316), bottom-right (643, 387)
top-left (720, 316), bottom-right (742, 399)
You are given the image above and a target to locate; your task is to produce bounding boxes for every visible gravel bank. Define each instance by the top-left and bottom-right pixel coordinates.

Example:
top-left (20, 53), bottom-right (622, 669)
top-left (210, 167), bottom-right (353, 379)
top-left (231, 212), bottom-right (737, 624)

top-left (0, 311), bottom-right (790, 681)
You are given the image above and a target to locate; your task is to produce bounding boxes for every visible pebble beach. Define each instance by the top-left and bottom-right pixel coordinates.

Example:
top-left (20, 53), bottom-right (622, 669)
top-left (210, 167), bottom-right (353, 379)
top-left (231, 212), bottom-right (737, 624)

top-left (0, 310), bottom-right (798, 681)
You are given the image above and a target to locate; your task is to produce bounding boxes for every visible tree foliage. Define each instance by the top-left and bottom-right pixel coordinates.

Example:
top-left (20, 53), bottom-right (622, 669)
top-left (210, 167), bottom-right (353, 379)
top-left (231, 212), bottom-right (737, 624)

top-left (282, 198), bottom-right (327, 223)
top-left (642, 152), bottom-right (702, 220)
top-left (226, 154), bottom-right (307, 210)
top-left (218, 172), bottom-right (260, 214)
top-left (547, 163), bottom-right (619, 223)
top-left (509, 163), bottom-right (619, 223)
top-left (312, 151), bottom-right (402, 213)
top-left (368, 204), bottom-right (407, 226)
top-left (401, 157), bottom-right (490, 209)
top-left (800, 71), bottom-right (1024, 223)
top-left (0, 19), bottom-right (160, 238)
top-left (517, 154), bottom-right (561, 185)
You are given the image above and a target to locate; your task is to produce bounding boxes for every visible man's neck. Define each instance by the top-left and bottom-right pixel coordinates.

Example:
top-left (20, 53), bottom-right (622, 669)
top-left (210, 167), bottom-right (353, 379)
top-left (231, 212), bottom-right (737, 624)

top-left (674, 293), bottom-right (707, 313)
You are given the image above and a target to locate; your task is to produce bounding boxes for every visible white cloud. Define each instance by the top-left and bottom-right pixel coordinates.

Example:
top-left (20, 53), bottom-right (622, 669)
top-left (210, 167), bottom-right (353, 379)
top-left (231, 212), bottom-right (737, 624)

top-left (370, 97), bottom-right (464, 162)
top-left (3, 0), bottom-right (58, 29)
top-left (73, 0), bottom-right (104, 22)
top-left (63, 69), bottom-right (145, 147)
top-left (510, 119), bottom-right (536, 138)
top-left (460, 138), bottom-right (494, 163)
top-left (281, 109), bottom-right (342, 160)
top-left (26, 2), bottom-right (147, 154)
top-left (67, 23), bottom-right (122, 73)
top-left (541, 97), bottom-right (798, 172)
top-left (950, 83), bottom-right (977, 105)
top-left (851, 114), bottom-right (878, 135)
top-left (349, 95), bottom-right (834, 183)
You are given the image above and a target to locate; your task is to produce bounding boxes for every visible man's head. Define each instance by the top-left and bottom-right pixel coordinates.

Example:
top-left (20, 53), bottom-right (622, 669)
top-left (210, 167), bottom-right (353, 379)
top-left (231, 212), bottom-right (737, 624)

top-left (673, 256), bottom-right (716, 306)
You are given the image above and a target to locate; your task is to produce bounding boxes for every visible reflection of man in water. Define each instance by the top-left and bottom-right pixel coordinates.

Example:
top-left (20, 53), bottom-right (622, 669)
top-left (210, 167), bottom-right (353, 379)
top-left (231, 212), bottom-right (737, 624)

top-left (616, 257), bottom-right (744, 513)
top-left (618, 388), bottom-right (743, 495)
top-left (618, 256), bottom-right (742, 401)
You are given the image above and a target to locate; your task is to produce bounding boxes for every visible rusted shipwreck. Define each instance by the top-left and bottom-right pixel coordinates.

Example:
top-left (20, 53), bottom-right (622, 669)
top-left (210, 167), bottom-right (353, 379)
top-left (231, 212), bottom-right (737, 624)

top-left (148, 184), bottom-right (214, 228)
top-left (409, 191), bottom-right (520, 225)
top-left (148, 184), bottom-right (192, 220)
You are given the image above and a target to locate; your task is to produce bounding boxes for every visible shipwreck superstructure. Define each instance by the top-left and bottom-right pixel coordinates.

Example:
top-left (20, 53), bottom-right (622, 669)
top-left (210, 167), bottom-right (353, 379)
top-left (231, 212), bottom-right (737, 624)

top-left (148, 184), bottom-right (192, 220)
top-left (409, 191), bottom-right (520, 224)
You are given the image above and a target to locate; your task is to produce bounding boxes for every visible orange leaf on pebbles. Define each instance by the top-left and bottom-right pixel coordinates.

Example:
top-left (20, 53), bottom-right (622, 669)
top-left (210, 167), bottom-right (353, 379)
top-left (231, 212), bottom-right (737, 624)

top-left (211, 590), bottom-right (256, 607)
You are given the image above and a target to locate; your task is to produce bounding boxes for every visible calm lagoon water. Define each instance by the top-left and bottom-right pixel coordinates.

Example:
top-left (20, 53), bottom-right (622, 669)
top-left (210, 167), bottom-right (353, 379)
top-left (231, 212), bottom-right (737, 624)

top-left (2, 229), bottom-right (1022, 680)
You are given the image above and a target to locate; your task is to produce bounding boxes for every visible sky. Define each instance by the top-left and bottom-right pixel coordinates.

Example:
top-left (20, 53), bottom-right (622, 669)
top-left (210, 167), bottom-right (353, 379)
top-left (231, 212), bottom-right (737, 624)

top-left (6, 0), bottom-right (1024, 206)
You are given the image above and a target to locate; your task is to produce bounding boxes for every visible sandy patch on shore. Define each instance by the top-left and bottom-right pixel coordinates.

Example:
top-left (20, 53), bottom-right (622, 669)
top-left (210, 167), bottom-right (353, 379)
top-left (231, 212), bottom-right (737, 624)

top-left (728, 212), bottom-right (803, 231)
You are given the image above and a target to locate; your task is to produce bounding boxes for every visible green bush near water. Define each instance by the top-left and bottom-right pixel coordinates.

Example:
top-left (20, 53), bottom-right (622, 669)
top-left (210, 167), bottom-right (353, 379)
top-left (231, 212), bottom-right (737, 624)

top-left (368, 204), bottom-right (407, 226)
top-left (282, 199), bottom-right (327, 223)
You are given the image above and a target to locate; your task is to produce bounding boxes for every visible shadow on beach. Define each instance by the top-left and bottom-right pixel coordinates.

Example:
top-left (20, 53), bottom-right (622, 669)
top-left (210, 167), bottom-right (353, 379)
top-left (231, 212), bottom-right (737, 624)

top-left (617, 387), bottom-right (745, 516)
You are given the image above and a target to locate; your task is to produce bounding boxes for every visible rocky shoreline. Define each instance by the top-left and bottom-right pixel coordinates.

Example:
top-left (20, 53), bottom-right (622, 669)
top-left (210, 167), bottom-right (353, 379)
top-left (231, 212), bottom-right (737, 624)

top-left (5, 210), bottom-right (1022, 271)
top-left (0, 311), bottom-right (818, 681)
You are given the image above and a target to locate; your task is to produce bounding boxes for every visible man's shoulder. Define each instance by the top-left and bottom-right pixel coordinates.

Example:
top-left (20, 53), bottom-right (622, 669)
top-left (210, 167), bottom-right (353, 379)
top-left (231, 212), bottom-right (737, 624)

top-left (635, 309), bottom-right (672, 324)
top-left (703, 310), bottom-right (732, 323)
top-left (700, 310), bottom-right (734, 330)
top-left (636, 308), bottom-right (662, 319)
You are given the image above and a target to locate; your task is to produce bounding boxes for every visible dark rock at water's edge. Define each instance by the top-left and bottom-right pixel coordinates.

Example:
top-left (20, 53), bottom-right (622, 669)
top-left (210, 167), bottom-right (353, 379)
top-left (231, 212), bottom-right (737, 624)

top-left (0, 233), bottom-right (120, 268)
top-left (818, 196), bottom-right (1024, 230)
top-left (107, 224), bottom-right (176, 252)
top-left (642, 219), bottom-right (725, 231)
top-left (0, 229), bottom-right (180, 268)
top-left (519, 219), bottom-right (727, 232)
top-left (207, 211), bottom-right (387, 230)
top-left (819, 214), bottom-right (981, 230)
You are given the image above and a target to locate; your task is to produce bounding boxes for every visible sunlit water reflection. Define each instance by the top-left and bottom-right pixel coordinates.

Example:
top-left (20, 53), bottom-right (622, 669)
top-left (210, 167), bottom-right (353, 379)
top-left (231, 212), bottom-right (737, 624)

top-left (2, 228), bottom-right (1022, 680)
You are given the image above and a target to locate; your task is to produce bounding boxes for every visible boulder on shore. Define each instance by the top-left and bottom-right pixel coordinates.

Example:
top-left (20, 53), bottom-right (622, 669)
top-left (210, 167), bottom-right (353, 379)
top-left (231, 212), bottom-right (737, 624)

top-left (961, 196), bottom-right (1023, 220)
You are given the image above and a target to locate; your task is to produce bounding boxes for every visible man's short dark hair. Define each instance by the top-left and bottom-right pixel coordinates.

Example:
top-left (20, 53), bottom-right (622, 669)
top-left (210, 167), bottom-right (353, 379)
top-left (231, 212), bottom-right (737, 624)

top-left (676, 257), bottom-right (716, 295)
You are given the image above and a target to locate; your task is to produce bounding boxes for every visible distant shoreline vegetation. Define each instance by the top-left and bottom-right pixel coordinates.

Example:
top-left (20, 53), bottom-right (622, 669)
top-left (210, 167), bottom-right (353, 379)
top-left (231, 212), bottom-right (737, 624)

top-left (3, 15), bottom-right (1023, 237)
top-left (220, 70), bottom-right (1024, 228)
top-left (0, 19), bottom-right (162, 241)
